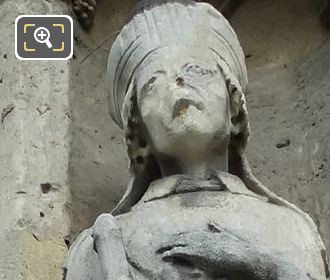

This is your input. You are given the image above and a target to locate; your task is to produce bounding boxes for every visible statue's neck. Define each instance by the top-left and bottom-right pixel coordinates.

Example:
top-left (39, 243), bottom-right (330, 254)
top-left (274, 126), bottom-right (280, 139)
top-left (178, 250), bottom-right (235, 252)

top-left (156, 148), bottom-right (228, 179)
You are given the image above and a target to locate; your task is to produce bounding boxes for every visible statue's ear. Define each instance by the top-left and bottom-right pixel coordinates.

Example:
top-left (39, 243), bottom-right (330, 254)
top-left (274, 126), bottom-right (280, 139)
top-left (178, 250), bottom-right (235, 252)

top-left (226, 79), bottom-right (244, 136)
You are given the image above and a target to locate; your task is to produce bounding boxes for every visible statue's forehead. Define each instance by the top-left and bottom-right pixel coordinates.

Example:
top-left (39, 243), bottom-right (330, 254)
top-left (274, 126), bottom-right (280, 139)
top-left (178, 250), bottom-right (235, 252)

top-left (135, 51), bottom-right (220, 87)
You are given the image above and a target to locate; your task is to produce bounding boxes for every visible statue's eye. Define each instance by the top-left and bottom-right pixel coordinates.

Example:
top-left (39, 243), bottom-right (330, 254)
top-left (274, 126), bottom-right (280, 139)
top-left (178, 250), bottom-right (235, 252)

top-left (148, 76), bottom-right (157, 85)
top-left (139, 70), bottom-right (167, 98)
top-left (141, 76), bottom-right (157, 94)
top-left (183, 64), bottom-right (215, 78)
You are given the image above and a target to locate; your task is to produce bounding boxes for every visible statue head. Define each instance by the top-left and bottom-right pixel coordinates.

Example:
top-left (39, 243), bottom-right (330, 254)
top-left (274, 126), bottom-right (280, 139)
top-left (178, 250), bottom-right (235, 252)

top-left (105, 0), bottom-right (260, 215)
top-left (136, 59), bottom-right (231, 161)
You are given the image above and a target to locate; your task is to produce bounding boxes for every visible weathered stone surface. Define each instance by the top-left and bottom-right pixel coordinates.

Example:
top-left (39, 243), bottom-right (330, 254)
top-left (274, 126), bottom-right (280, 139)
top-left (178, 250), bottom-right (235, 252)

top-left (20, 231), bottom-right (67, 280)
top-left (116, 177), bottom-right (326, 279)
top-left (231, 0), bottom-right (330, 256)
top-left (0, 0), bottom-right (71, 279)
top-left (65, 175), bottom-right (328, 279)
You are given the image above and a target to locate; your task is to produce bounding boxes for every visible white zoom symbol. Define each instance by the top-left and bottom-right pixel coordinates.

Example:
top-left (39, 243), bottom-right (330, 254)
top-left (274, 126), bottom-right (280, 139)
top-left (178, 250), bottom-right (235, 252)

top-left (34, 27), bottom-right (53, 48)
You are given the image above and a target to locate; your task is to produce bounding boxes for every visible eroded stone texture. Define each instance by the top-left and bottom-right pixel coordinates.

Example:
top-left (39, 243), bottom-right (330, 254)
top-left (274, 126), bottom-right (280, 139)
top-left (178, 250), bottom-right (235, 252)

top-left (0, 1), bottom-right (71, 279)
top-left (230, 0), bottom-right (330, 261)
top-left (71, 0), bottom-right (97, 30)
top-left (64, 1), bottom-right (329, 279)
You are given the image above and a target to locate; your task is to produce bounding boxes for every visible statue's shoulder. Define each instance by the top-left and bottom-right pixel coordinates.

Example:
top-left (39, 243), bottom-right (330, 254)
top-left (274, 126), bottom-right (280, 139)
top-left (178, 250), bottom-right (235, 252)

top-left (63, 228), bottom-right (103, 280)
top-left (64, 214), bottom-right (126, 280)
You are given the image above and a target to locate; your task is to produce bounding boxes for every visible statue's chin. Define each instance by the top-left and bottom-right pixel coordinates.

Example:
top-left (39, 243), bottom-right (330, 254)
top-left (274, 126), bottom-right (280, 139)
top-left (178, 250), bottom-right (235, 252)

top-left (145, 107), bottom-right (229, 155)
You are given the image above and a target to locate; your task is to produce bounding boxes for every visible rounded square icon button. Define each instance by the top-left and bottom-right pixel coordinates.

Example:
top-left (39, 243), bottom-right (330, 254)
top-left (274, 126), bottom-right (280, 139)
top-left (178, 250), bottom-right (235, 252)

top-left (15, 15), bottom-right (73, 60)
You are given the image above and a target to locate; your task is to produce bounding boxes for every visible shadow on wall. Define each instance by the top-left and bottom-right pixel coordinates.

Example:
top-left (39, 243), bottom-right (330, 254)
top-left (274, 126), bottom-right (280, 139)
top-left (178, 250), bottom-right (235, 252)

top-left (67, 0), bottom-right (330, 259)
top-left (231, 0), bottom-right (330, 255)
top-left (68, 0), bottom-right (139, 237)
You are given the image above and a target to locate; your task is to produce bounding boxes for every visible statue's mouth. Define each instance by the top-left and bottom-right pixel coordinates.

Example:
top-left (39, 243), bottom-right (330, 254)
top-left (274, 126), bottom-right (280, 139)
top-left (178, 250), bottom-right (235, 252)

top-left (172, 98), bottom-right (204, 118)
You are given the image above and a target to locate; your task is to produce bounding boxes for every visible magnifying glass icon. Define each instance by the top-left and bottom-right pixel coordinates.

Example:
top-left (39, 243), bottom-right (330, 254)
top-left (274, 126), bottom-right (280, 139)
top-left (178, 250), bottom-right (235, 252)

top-left (34, 27), bottom-right (53, 49)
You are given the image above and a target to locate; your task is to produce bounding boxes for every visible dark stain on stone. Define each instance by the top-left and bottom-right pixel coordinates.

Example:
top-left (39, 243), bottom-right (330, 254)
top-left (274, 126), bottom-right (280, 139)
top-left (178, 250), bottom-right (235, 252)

top-left (136, 156), bottom-right (144, 164)
top-left (320, 0), bottom-right (330, 29)
top-left (139, 138), bottom-right (148, 148)
top-left (276, 139), bottom-right (291, 149)
top-left (208, 222), bottom-right (222, 233)
top-left (16, 191), bottom-right (27, 195)
top-left (1, 103), bottom-right (15, 123)
top-left (62, 267), bottom-right (68, 280)
top-left (65, 112), bottom-right (72, 120)
top-left (32, 233), bottom-right (39, 241)
top-left (40, 183), bottom-right (52, 194)
top-left (231, 110), bottom-right (245, 125)
top-left (176, 77), bottom-right (185, 86)
top-left (321, 249), bottom-right (330, 278)
top-left (64, 238), bottom-right (71, 249)
top-left (307, 272), bottom-right (317, 280)
top-left (92, 237), bottom-right (98, 254)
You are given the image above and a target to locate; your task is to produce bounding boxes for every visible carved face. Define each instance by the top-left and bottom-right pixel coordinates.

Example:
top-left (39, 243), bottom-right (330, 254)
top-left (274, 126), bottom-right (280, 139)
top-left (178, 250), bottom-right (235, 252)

top-left (136, 60), bottom-right (231, 157)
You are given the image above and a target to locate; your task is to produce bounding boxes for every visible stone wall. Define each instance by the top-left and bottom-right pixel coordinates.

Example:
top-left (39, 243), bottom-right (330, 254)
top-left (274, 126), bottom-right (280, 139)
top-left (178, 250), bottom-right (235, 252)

top-left (232, 0), bottom-right (330, 253)
top-left (0, 1), bottom-right (71, 279)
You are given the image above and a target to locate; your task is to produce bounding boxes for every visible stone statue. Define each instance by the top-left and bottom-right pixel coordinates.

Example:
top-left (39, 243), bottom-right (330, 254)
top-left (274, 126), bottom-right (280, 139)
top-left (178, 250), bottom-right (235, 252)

top-left (64, 1), bottom-right (329, 279)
